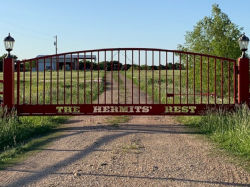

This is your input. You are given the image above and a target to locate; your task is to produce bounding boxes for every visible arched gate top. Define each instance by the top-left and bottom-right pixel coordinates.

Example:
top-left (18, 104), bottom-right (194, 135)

top-left (21, 48), bottom-right (236, 62)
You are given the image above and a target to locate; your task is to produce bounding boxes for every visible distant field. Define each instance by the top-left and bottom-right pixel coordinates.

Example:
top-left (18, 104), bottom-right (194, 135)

top-left (0, 71), bottom-right (105, 105)
top-left (0, 69), bottom-right (235, 105)
top-left (125, 69), bottom-right (235, 104)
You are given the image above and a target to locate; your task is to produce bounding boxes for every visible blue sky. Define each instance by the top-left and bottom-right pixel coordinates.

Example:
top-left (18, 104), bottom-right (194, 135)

top-left (0, 0), bottom-right (249, 59)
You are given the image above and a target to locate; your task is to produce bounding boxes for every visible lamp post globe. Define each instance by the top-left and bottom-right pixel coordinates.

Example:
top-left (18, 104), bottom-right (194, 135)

top-left (238, 33), bottom-right (249, 58)
top-left (4, 33), bottom-right (15, 58)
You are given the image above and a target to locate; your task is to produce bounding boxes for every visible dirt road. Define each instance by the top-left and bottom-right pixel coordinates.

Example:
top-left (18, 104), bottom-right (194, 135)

top-left (0, 73), bottom-right (249, 186)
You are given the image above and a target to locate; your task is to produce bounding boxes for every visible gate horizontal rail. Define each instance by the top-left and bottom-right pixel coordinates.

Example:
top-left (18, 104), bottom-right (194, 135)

top-left (16, 104), bottom-right (236, 116)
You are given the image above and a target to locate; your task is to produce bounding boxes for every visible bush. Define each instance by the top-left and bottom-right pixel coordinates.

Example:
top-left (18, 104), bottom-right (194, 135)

top-left (190, 105), bottom-right (250, 158)
top-left (0, 108), bottom-right (66, 152)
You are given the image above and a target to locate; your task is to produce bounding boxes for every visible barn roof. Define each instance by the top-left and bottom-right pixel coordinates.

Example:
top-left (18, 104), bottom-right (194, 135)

top-left (36, 54), bottom-right (96, 59)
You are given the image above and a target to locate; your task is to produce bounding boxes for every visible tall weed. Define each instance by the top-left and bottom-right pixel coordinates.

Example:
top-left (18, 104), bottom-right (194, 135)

top-left (0, 108), bottom-right (66, 152)
top-left (187, 105), bottom-right (250, 158)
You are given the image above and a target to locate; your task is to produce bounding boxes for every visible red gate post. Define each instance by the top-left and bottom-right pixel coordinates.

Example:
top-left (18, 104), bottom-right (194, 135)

top-left (238, 57), bottom-right (249, 104)
top-left (3, 57), bottom-right (15, 110)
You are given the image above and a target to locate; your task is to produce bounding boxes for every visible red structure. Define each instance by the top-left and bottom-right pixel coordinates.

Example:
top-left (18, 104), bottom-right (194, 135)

top-left (2, 48), bottom-right (249, 116)
top-left (3, 57), bottom-right (15, 109)
top-left (238, 57), bottom-right (249, 104)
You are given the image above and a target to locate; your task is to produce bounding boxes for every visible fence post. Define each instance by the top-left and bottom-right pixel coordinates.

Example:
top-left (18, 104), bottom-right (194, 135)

top-left (3, 57), bottom-right (15, 110)
top-left (238, 57), bottom-right (249, 104)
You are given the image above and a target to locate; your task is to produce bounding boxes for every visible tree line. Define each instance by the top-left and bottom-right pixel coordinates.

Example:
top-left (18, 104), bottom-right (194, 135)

top-left (77, 60), bottom-right (185, 71)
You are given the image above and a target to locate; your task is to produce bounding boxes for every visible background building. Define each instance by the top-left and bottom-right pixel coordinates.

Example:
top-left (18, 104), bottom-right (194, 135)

top-left (36, 54), bottom-right (96, 71)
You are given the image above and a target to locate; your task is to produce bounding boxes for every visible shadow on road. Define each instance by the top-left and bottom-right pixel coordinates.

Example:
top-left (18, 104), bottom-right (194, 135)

top-left (4, 123), bottom-right (247, 187)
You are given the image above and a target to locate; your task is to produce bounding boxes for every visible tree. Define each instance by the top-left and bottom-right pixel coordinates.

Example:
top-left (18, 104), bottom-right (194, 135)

top-left (178, 4), bottom-right (243, 98)
top-left (0, 54), bottom-right (18, 72)
top-left (178, 4), bottom-right (242, 59)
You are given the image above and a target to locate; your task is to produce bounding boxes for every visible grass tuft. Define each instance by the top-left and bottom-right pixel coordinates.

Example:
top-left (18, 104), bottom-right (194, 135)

top-left (107, 116), bottom-right (130, 127)
top-left (179, 105), bottom-right (250, 161)
top-left (0, 109), bottom-right (67, 169)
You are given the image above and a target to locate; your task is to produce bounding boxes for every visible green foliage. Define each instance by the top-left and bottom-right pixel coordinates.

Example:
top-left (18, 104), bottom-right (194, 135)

top-left (79, 61), bottom-right (123, 71)
top-left (179, 105), bottom-right (250, 160)
top-left (178, 4), bottom-right (242, 96)
top-left (107, 116), bottom-right (130, 126)
top-left (14, 70), bottom-right (105, 104)
top-left (0, 109), bottom-right (67, 152)
top-left (178, 4), bottom-right (242, 59)
top-left (0, 54), bottom-right (18, 72)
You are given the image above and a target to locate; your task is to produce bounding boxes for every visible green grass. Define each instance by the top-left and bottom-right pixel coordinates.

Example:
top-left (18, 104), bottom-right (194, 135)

top-left (107, 115), bottom-right (130, 127)
top-left (13, 70), bottom-right (104, 104)
top-left (125, 69), bottom-right (235, 104)
top-left (0, 124), bottom-right (65, 169)
top-left (179, 105), bottom-right (250, 158)
top-left (0, 112), bottom-right (67, 169)
top-left (0, 71), bottom-right (104, 104)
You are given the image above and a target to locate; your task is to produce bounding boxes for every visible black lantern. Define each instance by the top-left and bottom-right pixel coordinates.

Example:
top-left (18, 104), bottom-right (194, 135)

top-left (238, 33), bottom-right (249, 58)
top-left (4, 33), bottom-right (15, 58)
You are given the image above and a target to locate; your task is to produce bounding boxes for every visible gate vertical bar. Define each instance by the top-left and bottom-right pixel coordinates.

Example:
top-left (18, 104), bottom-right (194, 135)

top-left (50, 58), bottom-right (52, 104)
top-left (125, 50), bottom-right (127, 104)
top-left (57, 55), bottom-right (59, 104)
top-left (173, 53), bottom-right (175, 104)
top-left (43, 58), bottom-right (45, 104)
top-left (118, 50), bottom-right (120, 104)
top-left (214, 58), bottom-right (217, 104)
top-left (186, 55), bottom-right (188, 104)
top-left (179, 53), bottom-right (182, 104)
top-left (111, 51), bottom-right (113, 104)
top-left (77, 53), bottom-right (79, 104)
top-left (207, 57), bottom-right (210, 104)
top-left (200, 56), bottom-right (202, 104)
top-left (30, 61), bottom-right (32, 104)
top-left (23, 62), bottom-right (26, 104)
top-left (97, 51), bottom-right (100, 104)
top-left (193, 55), bottom-right (196, 104)
top-left (70, 54), bottom-right (73, 104)
top-left (138, 50), bottom-right (141, 104)
top-left (159, 51), bottom-right (161, 104)
top-left (221, 60), bottom-right (224, 104)
top-left (64, 55), bottom-right (66, 104)
top-left (132, 50), bottom-right (134, 104)
top-left (228, 61), bottom-right (230, 104)
top-left (166, 52), bottom-right (168, 104)
top-left (145, 50), bottom-right (147, 104)
top-left (36, 60), bottom-right (39, 104)
top-left (91, 52), bottom-right (93, 104)
top-left (233, 61), bottom-right (236, 104)
top-left (152, 51), bottom-right (154, 104)
top-left (17, 61), bottom-right (20, 106)
top-left (84, 52), bottom-right (86, 104)
top-left (104, 50), bottom-right (106, 104)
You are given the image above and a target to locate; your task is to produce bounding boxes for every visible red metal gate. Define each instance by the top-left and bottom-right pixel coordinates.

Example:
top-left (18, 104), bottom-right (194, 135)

top-left (2, 48), bottom-right (249, 116)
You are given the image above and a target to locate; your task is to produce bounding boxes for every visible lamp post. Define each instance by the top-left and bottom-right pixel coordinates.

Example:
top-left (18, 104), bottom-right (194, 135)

top-left (3, 33), bottom-right (15, 109)
top-left (4, 33), bottom-right (15, 58)
top-left (238, 33), bottom-right (249, 58)
top-left (237, 33), bottom-right (249, 105)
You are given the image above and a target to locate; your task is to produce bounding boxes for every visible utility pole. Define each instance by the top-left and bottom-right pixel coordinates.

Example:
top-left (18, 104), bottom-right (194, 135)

top-left (54, 35), bottom-right (58, 55)
top-left (54, 35), bottom-right (59, 72)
